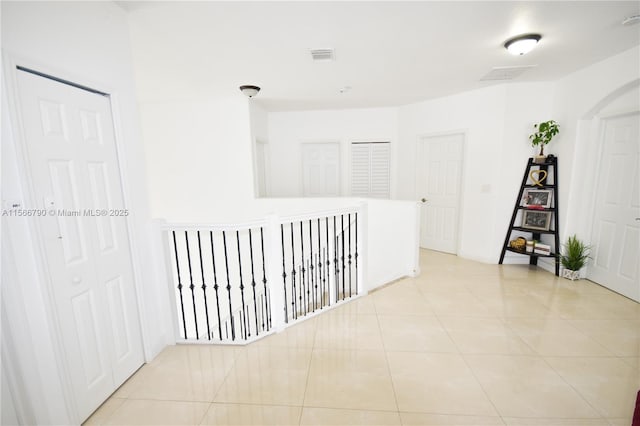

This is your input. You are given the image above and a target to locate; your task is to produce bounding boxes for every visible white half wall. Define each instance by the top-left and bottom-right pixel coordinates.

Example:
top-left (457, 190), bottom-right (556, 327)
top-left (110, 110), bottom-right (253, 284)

top-left (267, 107), bottom-right (398, 197)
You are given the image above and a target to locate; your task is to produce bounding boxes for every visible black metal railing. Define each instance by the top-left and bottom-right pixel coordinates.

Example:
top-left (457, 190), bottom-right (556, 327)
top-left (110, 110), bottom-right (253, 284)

top-left (164, 209), bottom-right (361, 343)
top-left (279, 212), bottom-right (359, 324)
top-left (168, 225), bottom-right (271, 341)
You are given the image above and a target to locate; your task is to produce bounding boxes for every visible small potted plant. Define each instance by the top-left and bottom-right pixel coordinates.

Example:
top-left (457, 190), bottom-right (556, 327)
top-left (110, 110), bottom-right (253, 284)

top-left (529, 120), bottom-right (559, 163)
top-left (560, 234), bottom-right (591, 281)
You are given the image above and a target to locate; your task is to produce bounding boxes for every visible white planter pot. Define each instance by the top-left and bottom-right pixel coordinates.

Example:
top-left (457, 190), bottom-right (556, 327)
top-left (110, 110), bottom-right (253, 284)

top-left (562, 269), bottom-right (581, 281)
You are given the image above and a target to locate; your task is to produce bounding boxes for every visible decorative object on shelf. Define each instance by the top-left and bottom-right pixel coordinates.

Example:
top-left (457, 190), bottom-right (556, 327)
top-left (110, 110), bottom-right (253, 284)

top-left (522, 210), bottom-right (552, 231)
top-left (523, 189), bottom-right (553, 208)
top-left (528, 169), bottom-right (548, 187)
top-left (560, 234), bottom-right (591, 281)
top-left (529, 120), bottom-right (559, 163)
top-left (526, 240), bottom-right (534, 253)
top-left (509, 237), bottom-right (527, 252)
top-left (533, 242), bottom-right (551, 255)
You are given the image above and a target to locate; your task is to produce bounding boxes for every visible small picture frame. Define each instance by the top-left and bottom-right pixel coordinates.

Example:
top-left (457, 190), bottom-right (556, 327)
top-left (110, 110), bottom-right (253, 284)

top-left (522, 189), bottom-right (553, 208)
top-left (521, 210), bottom-right (552, 231)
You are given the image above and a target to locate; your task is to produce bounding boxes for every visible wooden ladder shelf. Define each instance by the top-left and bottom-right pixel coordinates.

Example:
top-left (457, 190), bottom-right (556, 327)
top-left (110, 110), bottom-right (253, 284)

top-left (499, 157), bottom-right (560, 276)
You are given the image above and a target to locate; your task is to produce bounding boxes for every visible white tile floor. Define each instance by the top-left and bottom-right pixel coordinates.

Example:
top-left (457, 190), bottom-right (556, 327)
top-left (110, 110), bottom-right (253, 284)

top-left (85, 250), bottom-right (640, 426)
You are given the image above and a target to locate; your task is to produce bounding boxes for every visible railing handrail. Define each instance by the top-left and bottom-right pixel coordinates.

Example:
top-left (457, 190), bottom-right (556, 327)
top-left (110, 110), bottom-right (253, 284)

top-left (161, 219), bottom-right (269, 232)
top-left (160, 205), bottom-right (363, 232)
top-left (277, 206), bottom-right (362, 224)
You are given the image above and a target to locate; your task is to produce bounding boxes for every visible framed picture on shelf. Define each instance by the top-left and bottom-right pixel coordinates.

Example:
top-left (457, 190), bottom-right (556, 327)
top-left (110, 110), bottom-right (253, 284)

top-left (521, 210), bottom-right (552, 231)
top-left (522, 189), bottom-right (553, 208)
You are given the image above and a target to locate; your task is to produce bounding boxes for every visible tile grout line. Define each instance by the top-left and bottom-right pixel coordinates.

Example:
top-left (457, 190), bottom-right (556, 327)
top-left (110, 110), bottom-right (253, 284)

top-left (372, 293), bottom-right (410, 424)
top-left (432, 313), bottom-right (506, 425)
top-left (297, 314), bottom-right (319, 425)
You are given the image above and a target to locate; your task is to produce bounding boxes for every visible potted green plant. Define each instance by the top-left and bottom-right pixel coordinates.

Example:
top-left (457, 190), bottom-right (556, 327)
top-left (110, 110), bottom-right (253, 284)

top-left (529, 120), bottom-right (559, 163)
top-left (560, 234), bottom-right (591, 281)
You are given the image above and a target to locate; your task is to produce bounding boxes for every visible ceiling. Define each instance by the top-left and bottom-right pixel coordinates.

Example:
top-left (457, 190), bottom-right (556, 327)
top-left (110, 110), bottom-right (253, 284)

top-left (118, 1), bottom-right (640, 111)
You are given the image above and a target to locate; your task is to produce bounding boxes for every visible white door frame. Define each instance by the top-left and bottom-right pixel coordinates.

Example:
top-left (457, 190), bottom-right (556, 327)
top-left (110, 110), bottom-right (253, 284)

top-left (414, 130), bottom-right (467, 254)
top-left (2, 54), bottom-right (149, 424)
top-left (567, 79), bottom-right (639, 278)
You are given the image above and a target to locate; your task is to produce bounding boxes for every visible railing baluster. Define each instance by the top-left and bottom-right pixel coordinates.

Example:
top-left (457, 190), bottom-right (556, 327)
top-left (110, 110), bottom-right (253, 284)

top-left (280, 224), bottom-right (288, 323)
top-left (325, 217), bottom-right (330, 306)
top-left (317, 218), bottom-right (322, 308)
top-left (290, 222), bottom-right (297, 320)
top-left (222, 231), bottom-right (235, 341)
top-left (308, 219), bottom-right (314, 312)
top-left (341, 215), bottom-right (345, 300)
top-left (299, 264), bottom-right (304, 316)
top-left (334, 215), bottom-right (339, 303)
top-left (209, 231), bottom-right (223, 341)
top-left (172, 231), bottom-right (188, 339)
top-left (248, 229), bottom-right (259, 336)
top-left (260, 293), bottom-right (264, 332)
top-left (348, 213), bottom-right (352, 298)
top-left (184, 231), bottom-right (199, 339)
top-left (300, 221), bottom-right (305, 315)
top-left (196, 231), bottom-right (211, 340)
top-left (355, 212), bottom-right (359, 295)
top-left (260, 227), bottom-right (270, 331)
top-left (309, 258), bottom-right (313, 312)
top-left (236, 231), bottom-right (248, 339)
top-left (314, 253), bottom-right (319, 310)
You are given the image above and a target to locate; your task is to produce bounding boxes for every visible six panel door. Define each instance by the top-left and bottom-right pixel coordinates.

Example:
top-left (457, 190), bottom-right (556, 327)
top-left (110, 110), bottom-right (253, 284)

top-left (16, 69), bottom-right (144, 421)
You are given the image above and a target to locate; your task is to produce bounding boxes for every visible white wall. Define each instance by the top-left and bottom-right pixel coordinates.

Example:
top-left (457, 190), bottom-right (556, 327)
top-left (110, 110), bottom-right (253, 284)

top-left (250, 101), bottom-right (270, 197)
top-left (1, 2), bottom-right (160, 423)
top-left (140, 97), bottom-right (255, 219)
top-left (267, 107), bottom-right (398, 197)
top-left (397, 83), bottom-right (555, 263)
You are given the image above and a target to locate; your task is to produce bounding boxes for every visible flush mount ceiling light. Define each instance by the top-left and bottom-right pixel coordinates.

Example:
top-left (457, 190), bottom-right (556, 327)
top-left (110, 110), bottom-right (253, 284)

top-left (622, 14), bottom-right (640, 26)
top-left (239, 85), bottom-right (260, 98)
top-left (504, 34), bottom-right (542, 56)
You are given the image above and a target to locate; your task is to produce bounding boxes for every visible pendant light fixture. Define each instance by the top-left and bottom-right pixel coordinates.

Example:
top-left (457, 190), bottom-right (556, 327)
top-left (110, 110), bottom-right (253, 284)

top-left (504, 34), bottom-right (542, 56)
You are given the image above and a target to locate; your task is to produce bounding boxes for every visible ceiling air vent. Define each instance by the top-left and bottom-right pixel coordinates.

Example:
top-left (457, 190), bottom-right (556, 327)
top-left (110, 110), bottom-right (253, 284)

top-left (480, 65), bottom-right (536, 81)
top-left (310, 48), bottom-right (335, 62)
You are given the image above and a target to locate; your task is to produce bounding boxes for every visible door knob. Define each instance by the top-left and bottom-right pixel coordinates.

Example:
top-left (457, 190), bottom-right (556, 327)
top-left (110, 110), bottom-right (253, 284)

top-left (421, 198), bottom-right (428, 203)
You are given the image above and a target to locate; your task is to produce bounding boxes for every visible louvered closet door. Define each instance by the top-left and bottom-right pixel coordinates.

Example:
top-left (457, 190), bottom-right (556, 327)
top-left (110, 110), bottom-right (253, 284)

top-left (350, 142), bottom-right (390, 198)
top-left (15, 69), bottom-right (144, 422)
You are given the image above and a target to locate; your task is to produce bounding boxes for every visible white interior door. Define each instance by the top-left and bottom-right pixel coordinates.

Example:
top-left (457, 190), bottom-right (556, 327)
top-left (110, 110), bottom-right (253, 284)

top-left (302, 143), bottom-right (340, 196)
top-left (588, 112), bottom-right (640, 302)
top-left (417, 133), bottom-right (464, 254)
top-left (254, 139), bottom-right (269, 197)
top-left (16, 69), bottom-right (144, 421)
